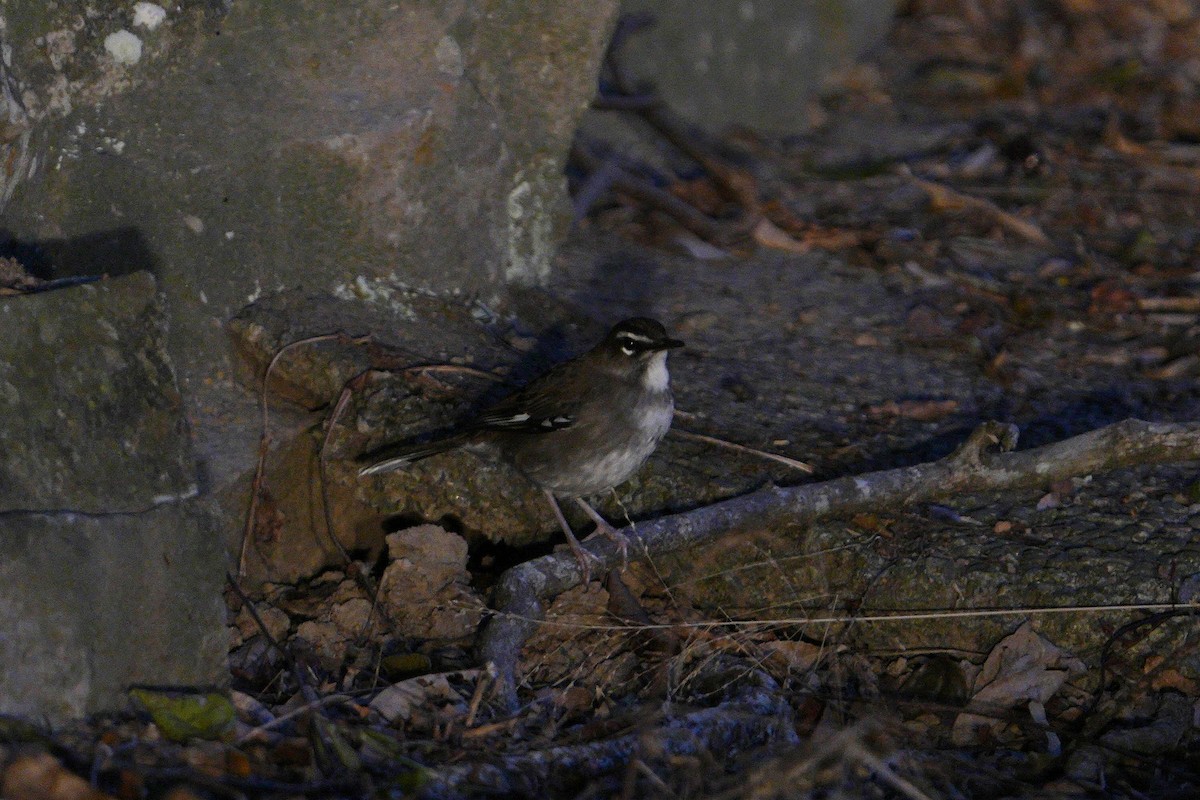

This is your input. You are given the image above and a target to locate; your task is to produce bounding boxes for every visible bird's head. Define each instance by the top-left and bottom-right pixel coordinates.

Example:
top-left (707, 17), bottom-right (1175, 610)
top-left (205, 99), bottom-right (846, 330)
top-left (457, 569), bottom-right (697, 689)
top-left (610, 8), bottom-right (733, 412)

top-left (598, 317), bottom-right (684, 387)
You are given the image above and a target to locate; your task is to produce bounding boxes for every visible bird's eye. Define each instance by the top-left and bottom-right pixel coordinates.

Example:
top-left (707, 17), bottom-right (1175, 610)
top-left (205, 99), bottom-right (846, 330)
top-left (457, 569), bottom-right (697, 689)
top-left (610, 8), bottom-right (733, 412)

top-left (621, 345), bottom-right (635, 356)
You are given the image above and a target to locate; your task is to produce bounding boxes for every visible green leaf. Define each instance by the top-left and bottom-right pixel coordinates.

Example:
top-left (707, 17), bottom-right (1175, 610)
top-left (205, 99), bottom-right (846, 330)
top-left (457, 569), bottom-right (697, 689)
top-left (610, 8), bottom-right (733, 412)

top-left (129, 689), bottom-right (236, 742)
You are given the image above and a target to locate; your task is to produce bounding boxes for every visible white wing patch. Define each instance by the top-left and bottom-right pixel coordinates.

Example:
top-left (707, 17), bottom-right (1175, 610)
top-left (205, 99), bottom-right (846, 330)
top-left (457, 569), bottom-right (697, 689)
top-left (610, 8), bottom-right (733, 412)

top-left (484, 412), bottom-right (532, 427)
top-left (482, 410), bottom-right (574, 431)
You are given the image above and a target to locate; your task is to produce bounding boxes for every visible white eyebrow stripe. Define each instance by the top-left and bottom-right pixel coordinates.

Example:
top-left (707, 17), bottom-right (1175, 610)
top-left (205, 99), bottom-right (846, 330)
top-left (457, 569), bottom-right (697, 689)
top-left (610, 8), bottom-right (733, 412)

top-left (619, 331), bottom-right (654, 343)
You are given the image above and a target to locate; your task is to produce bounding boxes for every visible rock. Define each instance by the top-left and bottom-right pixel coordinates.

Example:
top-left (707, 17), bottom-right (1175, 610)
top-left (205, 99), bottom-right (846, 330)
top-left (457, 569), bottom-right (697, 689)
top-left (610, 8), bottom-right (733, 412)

top-left (0, 272), bottom-right (195, 512)
top-left (370, 672), bottom-right (467, 728)
top-left (289, 577), bottom-right (378, 670)
top-left (0, 274), bottom-right (225, 721)
top-left (379, 526), bottom-right (486, 642)
top-left (233, 604), bottom-right (291, 645)
top-left (0, 503), bottom-right (226, 722)
top-left (226, 432), bottom-right (387, 586)
top-left (0, 0), bottom-right (620, 503)
top-left (219, 286), bottom-right (598, 580)
top-left (215, 291), bottom-right (576, 581)
top-left (222, 285), bottom-right (795, 579)
top-left (294, 620), bottom-right (350, 670)
top-left (214, 261), bottom-right (657, 579)
top-left (600, 0), bottom-right (896, 134)
top-left (650, 463), bottom-right (1200, 677)
top-left (522, 583), bottom-right (626, 689)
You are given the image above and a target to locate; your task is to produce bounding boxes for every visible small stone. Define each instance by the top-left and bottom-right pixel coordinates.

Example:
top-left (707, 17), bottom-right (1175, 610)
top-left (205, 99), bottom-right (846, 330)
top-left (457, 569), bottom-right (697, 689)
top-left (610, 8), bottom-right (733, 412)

top-left (235, 604), bottom-right (290, 643)
top-left (673, 310), bottom-right (719, 335)
top-left (434, 35), bottom-right (464, 78)
top-left (853, 332), bottom-right (880, 347)
top-left (104, 30), bottom-right (143, 65)
top-left (133, 3), bottom-right (168, 31)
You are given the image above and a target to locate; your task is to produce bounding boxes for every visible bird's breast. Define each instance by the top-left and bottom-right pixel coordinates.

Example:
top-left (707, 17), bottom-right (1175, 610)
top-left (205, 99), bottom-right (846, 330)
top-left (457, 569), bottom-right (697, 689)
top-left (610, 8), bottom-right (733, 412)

top-left (512, 389), bottom-right (674, 498)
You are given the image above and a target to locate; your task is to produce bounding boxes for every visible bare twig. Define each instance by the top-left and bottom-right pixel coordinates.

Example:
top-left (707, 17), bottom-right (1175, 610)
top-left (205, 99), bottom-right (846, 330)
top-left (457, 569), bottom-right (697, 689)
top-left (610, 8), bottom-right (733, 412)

top-left (1137, 296), bottom-right (1200, 313)
top-left (427, 681), bottom-right (795, 795)
top-left (225, 570), bottom-right (288, 659)
top-left (903, 168), bottom-right (1052, 246)
top-left (464, 663), bottom-right (495, 729)
top-left (842, 740), bottom-right (936, 800)
top-left (601, 24), bottom-right (759, 215)
top-left (481, 419), bottom-right (1200, 708)
top-left (585, 13), bottom-right (763, 232)
top-left (316, 381), bottom-right (403, 646)
top-left (400, 363), bottom-right (505, 382)
top-left (238, 333), bottom-right (369, 576)
top-left (670, 427), bottom-right (814, 473)
top-left (570, 141), bottom-right (736, 243)
top-left (235, 693), bottom-right (355, 745)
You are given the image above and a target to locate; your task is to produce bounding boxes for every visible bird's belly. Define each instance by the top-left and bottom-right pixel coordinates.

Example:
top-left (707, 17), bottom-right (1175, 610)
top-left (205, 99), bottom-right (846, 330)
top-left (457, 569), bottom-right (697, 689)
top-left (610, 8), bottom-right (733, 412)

top-left (550, 443), bottom-right (654, 497)
top-left (516, 399), bottom-right (673, 498)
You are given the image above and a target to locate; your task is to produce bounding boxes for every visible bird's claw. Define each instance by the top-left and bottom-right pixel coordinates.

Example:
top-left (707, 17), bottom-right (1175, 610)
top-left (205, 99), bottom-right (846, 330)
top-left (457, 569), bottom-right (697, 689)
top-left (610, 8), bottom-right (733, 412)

top-left (584, 521), bottom-right (629, 573)
top-left (560, 538), bottom-right (604, 584)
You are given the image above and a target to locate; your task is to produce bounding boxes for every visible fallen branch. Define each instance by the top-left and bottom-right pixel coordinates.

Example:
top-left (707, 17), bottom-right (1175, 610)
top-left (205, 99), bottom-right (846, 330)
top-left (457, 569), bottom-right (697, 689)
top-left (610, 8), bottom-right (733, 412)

top-left (903, 169), bottom-right (1052, 247)
top-left (480, 419), bottom-right (1200, 708)
top-left (421, 679), bottom-right (795, 797)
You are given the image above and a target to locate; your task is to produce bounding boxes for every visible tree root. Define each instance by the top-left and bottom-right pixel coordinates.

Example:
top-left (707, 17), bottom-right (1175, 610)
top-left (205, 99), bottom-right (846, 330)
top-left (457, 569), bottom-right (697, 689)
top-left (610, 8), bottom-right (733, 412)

top-left (480, 419), bottom-right (1200, 709)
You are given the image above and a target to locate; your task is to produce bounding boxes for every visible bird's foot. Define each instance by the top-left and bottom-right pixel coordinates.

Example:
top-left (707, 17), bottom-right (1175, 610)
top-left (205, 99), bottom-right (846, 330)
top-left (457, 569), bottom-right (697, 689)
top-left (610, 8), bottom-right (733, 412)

top-left (559, 535), bottom-right (605, 584)
top-left (576, 499), bottom-right (629, 572)
top-left (546, 490), bottom-right (605, 583)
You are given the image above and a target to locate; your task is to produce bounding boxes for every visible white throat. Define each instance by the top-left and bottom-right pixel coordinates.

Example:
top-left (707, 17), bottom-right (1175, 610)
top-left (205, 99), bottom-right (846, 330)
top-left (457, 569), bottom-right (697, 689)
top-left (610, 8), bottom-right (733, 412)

top-left (643, 351), bottom-right (669, 391)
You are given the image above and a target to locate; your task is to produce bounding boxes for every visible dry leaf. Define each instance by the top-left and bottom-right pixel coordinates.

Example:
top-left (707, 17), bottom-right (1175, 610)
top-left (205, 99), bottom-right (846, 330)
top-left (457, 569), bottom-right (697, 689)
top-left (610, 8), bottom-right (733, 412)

top-left (370, 671), bottom-right (474, 726)
top-left (1035, 492), bottom-right (1062, 510)
top-left (669, 231), bottom-right (731, 260)
top-left (1088, 280), bottom-right (1138, 314)
top-left (752, 217), bottom-right (812, 254)
top-left (952, 622), bottom-right (1085, 746)
top-left (912, 175), bottom-right (1051, 246)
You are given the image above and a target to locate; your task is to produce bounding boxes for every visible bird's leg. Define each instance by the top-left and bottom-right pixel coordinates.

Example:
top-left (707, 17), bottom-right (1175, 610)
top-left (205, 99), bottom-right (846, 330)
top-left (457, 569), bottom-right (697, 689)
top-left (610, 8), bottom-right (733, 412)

top-left (574, 497), bottom-right (628, 571)
top-left (544, 490), bottom-right (601, 582)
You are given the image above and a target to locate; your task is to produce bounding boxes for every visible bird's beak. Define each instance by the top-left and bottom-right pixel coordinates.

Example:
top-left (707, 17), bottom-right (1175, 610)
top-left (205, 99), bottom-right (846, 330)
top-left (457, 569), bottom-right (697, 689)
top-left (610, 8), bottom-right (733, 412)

top-left (658, 337), bottom-right (685, 350)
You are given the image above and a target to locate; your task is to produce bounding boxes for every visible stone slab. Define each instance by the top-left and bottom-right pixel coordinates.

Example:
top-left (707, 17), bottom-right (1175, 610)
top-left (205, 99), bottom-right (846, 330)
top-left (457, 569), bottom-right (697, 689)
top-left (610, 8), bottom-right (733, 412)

top-left (617, 0), bottom-right (896, 134)
top-left (0, 272), bottom-right (197, 513)
top-left (0, 502), bottom-right (227, 722)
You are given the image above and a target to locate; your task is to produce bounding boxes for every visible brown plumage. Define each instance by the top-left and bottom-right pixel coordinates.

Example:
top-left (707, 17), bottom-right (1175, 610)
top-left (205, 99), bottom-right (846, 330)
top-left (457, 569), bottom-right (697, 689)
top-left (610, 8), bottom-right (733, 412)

top-left (360, 317), bottom-right (684, 577)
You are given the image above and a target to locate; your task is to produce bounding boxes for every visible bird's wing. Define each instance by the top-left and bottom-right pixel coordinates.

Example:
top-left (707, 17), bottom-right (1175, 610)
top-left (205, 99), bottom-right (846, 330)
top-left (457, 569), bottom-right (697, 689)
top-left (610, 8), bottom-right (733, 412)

top-left (471, 361), bottom-right (584, 434)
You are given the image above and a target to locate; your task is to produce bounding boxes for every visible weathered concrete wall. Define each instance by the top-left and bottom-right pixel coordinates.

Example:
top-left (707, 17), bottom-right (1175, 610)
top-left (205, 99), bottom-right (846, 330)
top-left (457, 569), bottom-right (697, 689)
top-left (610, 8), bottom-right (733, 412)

top-left (0, 273), bottom-right (226, 720)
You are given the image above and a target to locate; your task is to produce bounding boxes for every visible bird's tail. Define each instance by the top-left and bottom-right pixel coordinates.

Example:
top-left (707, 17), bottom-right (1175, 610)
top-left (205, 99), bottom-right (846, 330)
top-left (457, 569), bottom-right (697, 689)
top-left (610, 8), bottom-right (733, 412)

top-left (358, 434), bottom-right (470, 476)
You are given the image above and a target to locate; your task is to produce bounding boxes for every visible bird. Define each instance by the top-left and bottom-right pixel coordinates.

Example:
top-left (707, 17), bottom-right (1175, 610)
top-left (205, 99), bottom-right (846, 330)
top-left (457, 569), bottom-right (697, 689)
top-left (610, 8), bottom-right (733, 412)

top-left (359, 317), bottom-right (684, 579)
